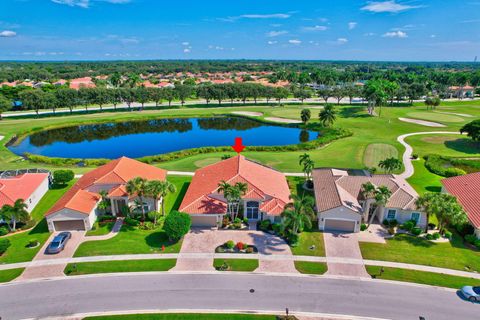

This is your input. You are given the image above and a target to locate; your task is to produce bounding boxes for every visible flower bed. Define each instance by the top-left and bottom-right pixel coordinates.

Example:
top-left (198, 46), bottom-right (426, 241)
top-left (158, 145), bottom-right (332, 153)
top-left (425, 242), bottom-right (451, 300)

top-left (215, 241), bottom-right (258, 254)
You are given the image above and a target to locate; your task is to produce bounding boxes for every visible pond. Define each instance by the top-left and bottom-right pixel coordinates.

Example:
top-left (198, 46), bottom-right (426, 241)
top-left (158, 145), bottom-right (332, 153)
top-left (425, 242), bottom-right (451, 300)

top-left (10, 117), bottom-right (318, 159)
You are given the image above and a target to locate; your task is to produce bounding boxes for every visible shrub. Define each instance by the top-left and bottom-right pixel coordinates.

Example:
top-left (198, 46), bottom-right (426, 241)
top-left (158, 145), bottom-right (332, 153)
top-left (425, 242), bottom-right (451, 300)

top-left (164, 211), bottom-right (192, 241)
top-left (433, 232), bottom-right (441, 240)
top-left (226, 240), bottom-right (235, 249)
top-left (444, 231), bottom-right (452, 239)
top-left (425, 234), bottom-right (434, 240)
top-left (124, 217), bottom-right (140, 227)
top-left (272, 223), bottom-right (282, 234)
top-left (0, 226), bottom-right (9, 236)
top-left (259, 220), bottom-right (272, 231)
top-left (236, 242), bottom-right (244, 250)
top-left (411, 153), bottom-right (419, 160)
top-left (465, 234), bottom-right (477, 244)
top-left (234, 217), bottom-right (242, 224)
top-left (246, 246), bottom-right (254, 253)
top-left (0, 238), bottom-right (11, 255)
top-left (411, 227), bottom-right (422, 236)
top-left (243, 217), bottom-right (248, 224)
top-left (424, 154), bottom-right (467, 177)
top-left (98, 215), bottom-right (114, 222)
top-left (27, 239), bottom-right (39, 248)
top-left (474, 240), bottom-right (480, 250)
top-left (53, 169), bottom-right (75, 185)
top-left (444, 168), bottom-right (467, 177)
top-left (456, 222), bottom-right (475, 237)
top-left (140, 221), bottom-right (155, 230)
top-left (401, 220), bottom-right (415, 232)
top-left (147, 211), bottom-right (162, 222)
top-left (288, 233), bottom-right (299, 246)
top-left (360, 224), bottom-right (367, 231)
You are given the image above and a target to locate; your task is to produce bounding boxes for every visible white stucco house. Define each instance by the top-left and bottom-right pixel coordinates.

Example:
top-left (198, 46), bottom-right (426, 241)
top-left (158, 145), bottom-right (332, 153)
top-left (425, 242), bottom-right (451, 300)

top-left (45, 157), bottom-right (167, 232)
top-left (312, 168), bottom-right (425, 233)
top-left (0, 172), bottom-right (50, 213)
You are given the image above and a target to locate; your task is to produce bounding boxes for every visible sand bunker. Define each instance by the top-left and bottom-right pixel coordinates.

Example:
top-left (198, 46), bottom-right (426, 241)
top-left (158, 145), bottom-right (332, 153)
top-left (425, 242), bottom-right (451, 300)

top-left (265, 117), bottom-right (302, 124)
top-left (231, 111), bottom-right (263, 117)
top-left (435, 111), bottom-right (473, 117)
top-left (398, 118), bottom-right (446, 127)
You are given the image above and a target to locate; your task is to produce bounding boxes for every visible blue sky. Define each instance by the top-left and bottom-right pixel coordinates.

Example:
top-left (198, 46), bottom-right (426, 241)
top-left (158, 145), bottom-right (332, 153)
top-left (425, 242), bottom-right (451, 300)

top-left (0, 0), bottom-right (479, 61)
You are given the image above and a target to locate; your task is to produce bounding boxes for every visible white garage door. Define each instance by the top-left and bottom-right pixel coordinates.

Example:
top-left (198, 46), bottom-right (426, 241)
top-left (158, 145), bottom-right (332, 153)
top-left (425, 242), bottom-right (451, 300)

top-left (324, 219), bottom-right (355, 233)
top-left (191, 215), bottom-right (217, 228)
top-left (53, 220), bottom-right (85, 231)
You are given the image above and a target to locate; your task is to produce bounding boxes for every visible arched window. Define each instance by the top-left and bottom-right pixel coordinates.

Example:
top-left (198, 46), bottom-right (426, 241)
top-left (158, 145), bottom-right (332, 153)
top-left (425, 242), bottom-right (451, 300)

top-left (246, 201), bottom-right (259, 220)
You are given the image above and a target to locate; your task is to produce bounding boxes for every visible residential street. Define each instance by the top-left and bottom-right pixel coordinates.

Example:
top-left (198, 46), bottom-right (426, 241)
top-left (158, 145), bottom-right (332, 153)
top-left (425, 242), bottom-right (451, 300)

top-left (0, 273), bottom-right (476, 320)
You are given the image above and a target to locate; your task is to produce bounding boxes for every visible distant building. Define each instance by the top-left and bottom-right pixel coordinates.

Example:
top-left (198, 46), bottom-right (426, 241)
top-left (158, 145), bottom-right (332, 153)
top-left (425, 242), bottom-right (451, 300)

top-left (448, 86), bottom-right (475, 99)
top-left (69, 77), bottom-right (96, 90)
top-left (0, 173), bottom-right (50, 213)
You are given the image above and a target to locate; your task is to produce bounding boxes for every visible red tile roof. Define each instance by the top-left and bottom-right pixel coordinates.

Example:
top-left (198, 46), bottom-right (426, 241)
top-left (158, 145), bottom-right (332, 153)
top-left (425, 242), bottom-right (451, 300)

top-left (0, 173), bottom-right (49, 208)
top-left (179, 155), bottom-right (290, 215)
top-left (442, 173), bottom-right (480, 228)
top-left (46, 157), bottom-right (167, 216)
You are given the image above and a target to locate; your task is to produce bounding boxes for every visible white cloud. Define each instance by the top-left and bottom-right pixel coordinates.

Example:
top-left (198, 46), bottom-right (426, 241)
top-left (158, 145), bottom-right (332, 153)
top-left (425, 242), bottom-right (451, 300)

top-left (266, 30), bottom-right (288, 37)
top-left (382, 30), bottom-right (408, 38)
top-left (361, 1), bottom-right (422, 13)
top-left (267, 40), bottom-right (278, 45)
top-left (51, 0), bottom-right (130, 8)
top-left (183, 48), bottom-right (191, 53)
top-left (182, 42), bottom-right (190, 46)
top-left (288, 39), bottom-right (302, 45)
top-left (0, 30), bottom-right (16, 37)
top-left (337, 38), bottom-right (348, 44)
top-left (348, 22), bottom-right (358, 30)
top-left (303, 25), bottom-right (328, 32)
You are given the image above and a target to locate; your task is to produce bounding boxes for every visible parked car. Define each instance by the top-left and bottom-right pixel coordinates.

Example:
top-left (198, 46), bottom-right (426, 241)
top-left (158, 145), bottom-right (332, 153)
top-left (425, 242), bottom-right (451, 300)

top-left (45, 232), bottom-right (71, 254)
top-left (460, 286), bottom-right (480, 302)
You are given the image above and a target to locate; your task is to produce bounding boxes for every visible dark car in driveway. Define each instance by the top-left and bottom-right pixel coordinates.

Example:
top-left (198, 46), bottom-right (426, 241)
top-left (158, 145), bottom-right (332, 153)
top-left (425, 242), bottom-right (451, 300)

top-left (45, 232), bottom-right (72, 254)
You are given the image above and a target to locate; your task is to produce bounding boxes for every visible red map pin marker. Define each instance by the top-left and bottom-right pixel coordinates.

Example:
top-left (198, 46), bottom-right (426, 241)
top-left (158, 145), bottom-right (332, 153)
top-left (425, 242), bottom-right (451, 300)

top-left (232, 137), bottom-right (245, 154)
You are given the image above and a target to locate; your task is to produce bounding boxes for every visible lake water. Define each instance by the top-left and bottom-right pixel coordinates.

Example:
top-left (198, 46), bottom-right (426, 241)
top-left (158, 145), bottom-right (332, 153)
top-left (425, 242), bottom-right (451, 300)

top-left (9, 117), bottom-right (318, 159)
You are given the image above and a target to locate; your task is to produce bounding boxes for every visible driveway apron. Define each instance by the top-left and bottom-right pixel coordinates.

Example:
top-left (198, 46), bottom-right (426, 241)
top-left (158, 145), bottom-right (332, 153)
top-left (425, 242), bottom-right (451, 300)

top-left (323, 232), bottom-right (369, 278)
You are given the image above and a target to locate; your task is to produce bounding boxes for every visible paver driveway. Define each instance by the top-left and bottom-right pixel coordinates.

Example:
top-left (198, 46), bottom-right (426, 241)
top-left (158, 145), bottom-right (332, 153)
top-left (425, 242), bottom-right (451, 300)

top-left (323, 232), bottom-right (369, 278)
top-left (173, 228), bottom-right (297, 273)
top-left (17, 231), bottom-right (86, 280)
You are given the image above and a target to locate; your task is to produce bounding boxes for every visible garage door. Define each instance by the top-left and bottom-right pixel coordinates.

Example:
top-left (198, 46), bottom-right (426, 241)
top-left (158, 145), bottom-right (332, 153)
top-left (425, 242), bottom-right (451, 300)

top-left (53, 220), bottom-right (85, 231)
top-left (191, 215), bottom-right (217, 228)
top-left (324, 219), bottom-right (355, 233)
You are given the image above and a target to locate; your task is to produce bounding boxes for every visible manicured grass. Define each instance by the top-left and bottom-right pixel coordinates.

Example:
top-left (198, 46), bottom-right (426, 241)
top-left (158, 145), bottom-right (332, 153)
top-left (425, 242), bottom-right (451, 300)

top-left (0, 180), bottom-right (75, 264)
top-left (290, 231), bottom-right (325, 256)
top-left (406, 134), bottom-right (480, 158)
top-left (294, 261), bottom-right (327, 274)
top-left (406, 112), bottom-right (465, 123)
top-left (164, 175), bottom-right (191, 213)
top-left (0, 268), bottom-right (24, 283)
top-left (213, 259), bottom-right (259, 272)
top-left (74, 227), bottom-right (182, 257)
top-left (64, 259), bottom-right (176, 276)
top-left (360, 233), bottom-right (480, 273)
top-left (363, 143), bottom-right (399, 169)
top-left (85, 314), bottom-right (276, 320)
top-left (366, 266), bottom-right (480, 289)
top-left (86, 221), bottom-right (115, 236)
top-left (407, 159), bottom-right (443, 194)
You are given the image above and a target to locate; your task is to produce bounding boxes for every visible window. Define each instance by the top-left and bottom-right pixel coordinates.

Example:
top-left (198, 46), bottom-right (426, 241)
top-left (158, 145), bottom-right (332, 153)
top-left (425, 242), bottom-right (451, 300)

top-left (411, 212), bottom-right (421, 222)
top-left (246, 201), bottom-right (259, 220)
top-left (387, 209), bottom-right (396, 220)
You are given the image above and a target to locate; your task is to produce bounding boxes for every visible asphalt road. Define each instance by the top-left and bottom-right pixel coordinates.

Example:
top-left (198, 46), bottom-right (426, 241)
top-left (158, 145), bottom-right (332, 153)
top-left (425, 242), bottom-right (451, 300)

top-left (0, 273), bottom-right (476, 320)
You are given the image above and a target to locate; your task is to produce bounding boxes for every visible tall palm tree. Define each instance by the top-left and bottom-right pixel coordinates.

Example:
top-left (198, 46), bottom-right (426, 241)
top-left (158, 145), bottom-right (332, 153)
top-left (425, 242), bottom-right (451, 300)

top-left (126, 177), bottom-right (148, 220)
top-left (368, 186), bottom-right (392, 227)
top-left (147, 180), bottom-right (177, 217)
top-left (361, 182), bottom-right (376, 221)
top-left (217, 180), bottom-right (247, 222)
top-left (298, 153), bottom-right (312, 181)
top-left (281, 194), bottom-right (315, 235)
top-left (319, 104), bottom-right (337, 127)
top-left (97, 190), bottom-right (110, 215)
top-left (1, 199), bottom-right (29, 231)
top-left (217, 180), bottom-right (233, 216)
top-left (300, 109), bottom-right (311, 124)
top-left (378, 157), bottom-right (402, 174)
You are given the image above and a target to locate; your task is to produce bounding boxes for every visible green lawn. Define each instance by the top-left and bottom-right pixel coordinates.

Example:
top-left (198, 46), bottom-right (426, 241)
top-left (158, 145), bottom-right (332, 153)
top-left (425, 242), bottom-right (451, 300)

top-left (406, 112), bottom-right (465, 123)
top-left (294, 261), bottom-right (327, 275)
top-left (213, 259), bottom-right (259, 272)
top-left (64, 259), bottom-right (176, 275)
top-left (406, 134), bottom-right (480, 158)
top-left (0, 180), bottom-right (75, 264)
top-left (360, 233), bottom-right (480, 273)
top-left (366, 266), bottom-right (480, 289)
top-left (407, 159), bottom-right (444, 194)
top-left (0, 268), bottom-right (24, 283)
top-left (74, 227), bottom-right (182, 257)
top-left (86, 221), bottom-right (115, 236)
top-left (363, 143), bottom-right (399, 169)
top-left (290, 231), bottom-right (325, 256)
top-left (85, 314), bottom-right (276, 320)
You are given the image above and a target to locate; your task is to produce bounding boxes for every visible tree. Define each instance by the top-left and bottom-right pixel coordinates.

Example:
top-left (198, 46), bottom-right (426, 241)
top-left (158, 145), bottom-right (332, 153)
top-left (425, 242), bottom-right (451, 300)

top-left (363, 79), bottom-right (391, 116)
top-left (274, 87), bottom-right (289, 105)
top-left (97, 190), bottom-right (110, 215)
top-left (146, 180), bottom-right (177, 218)
top-left (19, 90), bottom-right (44, 116)
top-left (281, 194), bottom-right (315, 236)
top-left (119, 88), bottom-right (135, 110)
top-left (319, 104), bottom-right (336, 127)
top-left (163, 87), bottom-right (175, 106)
top-left (293, 88), bottom-right (312, 103)
top-left (1, 199), bottom-right (29, 231)
top-left (331, 87), bottom-right (346, 105)
top-left (174, 84), bottom-right (193, 106)
top-left (126, 177), bottom-right (149, 220)
top-left (378, 157), bottom-right (402, 174)
top-left (126, 73), bottom-right (141, 88)
top-left (368, 186), bottom-right (392, 227)
top-left (164, 210), bottom-right (191, 241)
top-left (361, 182), bottom-right (377, 222)
top-left (460, 120), bottom-right (480, 142)
top-left (136, 86), bottom-right (150, 109)
top-left (425, 96), bottom-right (441, 110)
top-left (217, 180), bottom-right (247, 222)
top-left (148, 88), bottom-right (163, 107)
top-left (53, 88), bottom-right (77, 114)
top-left (0, 95), bottom-right (11, 119)
top-left (298, 153), bottom-right (314, 182)
top-left (317, 87), bottom-right (333, 104)
top-left (91, 88), bottom-right (110, 111)
top-left (109, 72), bottom-right (122, 88)
top-left (300, 109), bottom-right (311, 124)
top-left (108, 88), bottom-right (122, 110)
top-left (53, 170), bottom-right (74, 185)
top-left (416, 193), bottom-right (467, 234)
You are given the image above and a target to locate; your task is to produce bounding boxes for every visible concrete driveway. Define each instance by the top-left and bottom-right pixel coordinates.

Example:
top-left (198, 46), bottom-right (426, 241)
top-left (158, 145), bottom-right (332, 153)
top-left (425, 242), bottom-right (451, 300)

top-left (17, 231), bottom-right (86, 280)
top-left (173, 229), bottom-right (297, 273)
top-left (323, 232), bottom-right (369, 278)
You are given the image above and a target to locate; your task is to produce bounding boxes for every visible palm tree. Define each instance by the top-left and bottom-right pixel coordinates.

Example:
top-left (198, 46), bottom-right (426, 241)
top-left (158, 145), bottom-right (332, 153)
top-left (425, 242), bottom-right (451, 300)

top-left (319, 104), bottom-right (336, 127)
top-left (97, 190), bottom-right (110, 215)
top-left (416, 193), bottom-right (467, 234)
top-left (1, 199), bottom-right (29, 231)
top-left (368, 186), bottom-right (392, 227)
top-left (360, 182), bottom-right (376, 221)
top-left (126, 73), bottom-right (141, 88)
top-left (217, 180), bottom-right (247, 222)
top-left (378, 157), bottom-right (402, 174)
top-left (281, 194), bottom-right (315, 235)
top-left (126, 177), bottom-right (148, 220)
top-left (300, 109), bottom-right (311, 124)
top-left (146, 180), bottom-right (177, 217)
top-left (217, 180), bottom-right (233, 216)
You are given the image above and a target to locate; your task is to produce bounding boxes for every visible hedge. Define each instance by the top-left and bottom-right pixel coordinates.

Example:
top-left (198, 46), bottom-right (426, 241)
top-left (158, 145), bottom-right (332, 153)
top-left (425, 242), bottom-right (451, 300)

top-left (423, 154), bottom-right (467, 177)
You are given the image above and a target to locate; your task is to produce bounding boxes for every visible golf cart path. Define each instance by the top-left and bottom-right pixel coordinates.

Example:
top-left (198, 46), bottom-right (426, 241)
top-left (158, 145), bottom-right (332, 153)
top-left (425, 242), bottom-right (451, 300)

top-left (398, 117), bottom-right (446, 127)
top-left (397, 131), bottom-right (462, 179)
